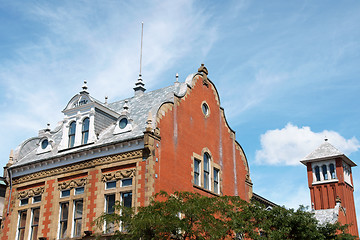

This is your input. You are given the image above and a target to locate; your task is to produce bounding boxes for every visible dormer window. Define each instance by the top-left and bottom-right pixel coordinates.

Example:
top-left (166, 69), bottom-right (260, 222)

top-left (113, 116), bottom-right (132, 135)
top-left (68, 121), bottom-right (76, 148)
top-left (119, 118), bottom-right (128, 129)
top-left (41, 139), bottom-right (49, 149)
top-left (82, 117), bottom-right (90, 144)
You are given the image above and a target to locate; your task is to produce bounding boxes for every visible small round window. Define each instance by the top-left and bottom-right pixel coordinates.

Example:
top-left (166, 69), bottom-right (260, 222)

top-left (202, 103), bottom-right (209, 116)
top-left (41, 139), bottom-right (49, 149)
top-left (119, 118), bottom-right (128, 129)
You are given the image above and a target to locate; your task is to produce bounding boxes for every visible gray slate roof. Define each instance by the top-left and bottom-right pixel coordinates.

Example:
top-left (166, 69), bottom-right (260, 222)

top-left (10, 79), bottom-right (191, 168)
top-left (300, 141), bottom-right (356, 166)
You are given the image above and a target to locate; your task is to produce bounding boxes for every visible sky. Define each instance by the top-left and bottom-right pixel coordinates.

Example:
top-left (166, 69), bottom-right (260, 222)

top-left (1, 0), bottom-right (360, 228)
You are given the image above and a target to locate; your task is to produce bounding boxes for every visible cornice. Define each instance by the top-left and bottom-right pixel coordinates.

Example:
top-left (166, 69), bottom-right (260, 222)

top-left (13, 149), bottom-right (142, 185)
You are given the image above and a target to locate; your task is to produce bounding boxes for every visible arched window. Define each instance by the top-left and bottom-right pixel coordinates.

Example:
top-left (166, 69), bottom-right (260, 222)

top-left (322, 165), bottom-right (328, 180)
top-left (329, 164), bottom-right (336, 179)
top-left (203, 153), bottom-right (210, 190)
top-left (82, 117), bottom-right (89, 144)
top-left (68, 121), bottom-right (76, 148)
top-left (315, 166), bottom-right (320, 181)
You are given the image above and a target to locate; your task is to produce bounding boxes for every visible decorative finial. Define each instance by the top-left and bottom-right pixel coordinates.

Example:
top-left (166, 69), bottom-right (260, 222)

top-left (198, 63), bottom-right (209, 86)
top-left (134, 22), bottom-right (146, 96)
top-left (105, 96), bottom-right (108, 104)
top-left (324, 137), bottom-right (328, 142)
top-left (123, 100), bottom-right (129, 110)
top-left (146, 111), bottom-right (153, 132)
top-left (81, 80), bottom-right (89, 93)
top-left (45, 123), bottom-right (51, 132)
top-left (176, 73), bottom-right (179, 82)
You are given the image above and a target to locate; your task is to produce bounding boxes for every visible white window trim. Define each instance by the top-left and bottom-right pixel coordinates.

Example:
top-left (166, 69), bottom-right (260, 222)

top-left (311, 160), bottom-right (337, 184)
top-left (113, 116), bottom-right (132, 135)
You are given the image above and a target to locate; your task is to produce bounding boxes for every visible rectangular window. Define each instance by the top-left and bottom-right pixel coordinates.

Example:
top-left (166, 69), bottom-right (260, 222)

top-left (75, 187), bottom-right (84, 195)
top-left (61, 189), bottom-right (70, 198)
top-left (105, 194), bottom-right (116, 233)
top-left (194, 159), bottom-right (200, 186)
top-left (20, 198), bottom-right (29, 206)
top-left (106, 181), bottom-right (116, 189)
top-left (73, 200), bottom-right (83, 237)
top-left (213, 168), bottom-right (219, 194)
top-left (122, 192), bottom-right (132, 208)
top-left (204, 157), bottom-right (210, 190)
top-left (121, 178), bottom-right (132, 187)
top-left (59, 202), bottom-right (69, 239)
top-left (17, 210), bottom-right (27, 240)
top-left (30, 208), bottom-right (40, 240)
top-left (33, 195), bottom-right (41, 203)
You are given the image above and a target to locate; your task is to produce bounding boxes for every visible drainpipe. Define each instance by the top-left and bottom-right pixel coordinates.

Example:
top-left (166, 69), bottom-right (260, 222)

top-left (7, 168), bottom-right (12, 215)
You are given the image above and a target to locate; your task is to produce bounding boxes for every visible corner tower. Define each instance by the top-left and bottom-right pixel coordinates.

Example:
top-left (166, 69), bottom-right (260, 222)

top-left (301, 140), bottom-right (358, 236)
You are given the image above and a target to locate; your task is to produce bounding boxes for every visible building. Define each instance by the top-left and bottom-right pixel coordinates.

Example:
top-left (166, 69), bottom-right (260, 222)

top-left (301, 140), bottom-right (358, 236)
top-left (0, 65), bottom-right (252, 240)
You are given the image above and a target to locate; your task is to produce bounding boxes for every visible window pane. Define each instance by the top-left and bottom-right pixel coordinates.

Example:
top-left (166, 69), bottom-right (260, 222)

top-left (119, 118), bottom-right (128, 129)
top-left (330, 164), bottom-right (336, 179)
top-left (322, 165), bottom-right (328, 180)
top-left (194, 159), bottom-right (200, 186)
top-left (121, 178), bottom-right (132, 187)
top-left (30, 208), bottom-right (40, 240)
top-left (20, 198), bottom-right (28, 206)
top-left (18, 229), bottom-right (25, 240)
top-left (82, 118), bottom-right (89, 131)
top-left (106, 181), bottom-right (116, 189)
top-left (203, 153), bottom-right (210, 190)
top-left (73, 200), bottom-right (83, 237)
top-left (33, 195), bottom-right (41, 203)
top-left (30, 226), bottom-right (38, 240)
top-left (82, 118), bottom-right (89, 144)
top-left (315, 166), bottom-right (320, 181)
top-left (61, 190), bottom-right (70, 198)
top-left (106, 194), bottom-right (115, 214)
top-left (68, 121), bottom-right (76, 148)
top-left (41, 139), bottom-right (48, 149)
top-left (19, 211), bottom-right (27, 227)
top-left (122, 192), bottom-right (132, 208)
top-left (75, 187), bottom-right (84, 195)
top-left (59, 202), bottom-right (69, 239)
top-left (61, 202), bottom-right (69, 220)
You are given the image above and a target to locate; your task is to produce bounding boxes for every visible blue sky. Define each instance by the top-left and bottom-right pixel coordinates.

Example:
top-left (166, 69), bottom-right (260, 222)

top-left (1, 0), bottom-right (360, 227)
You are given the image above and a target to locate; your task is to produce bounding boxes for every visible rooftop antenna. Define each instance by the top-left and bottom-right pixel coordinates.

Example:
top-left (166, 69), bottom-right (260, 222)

top-left (134, 22), bottom-right (146, 95)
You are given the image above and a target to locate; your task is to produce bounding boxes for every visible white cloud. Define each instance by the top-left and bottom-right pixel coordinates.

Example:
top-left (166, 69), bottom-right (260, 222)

top-left (255, 123), bottom-right (360, 165)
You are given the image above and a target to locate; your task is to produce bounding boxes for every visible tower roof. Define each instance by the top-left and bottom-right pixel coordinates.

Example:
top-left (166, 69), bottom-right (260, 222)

top-left (300, 141), bottom-right (356, 167)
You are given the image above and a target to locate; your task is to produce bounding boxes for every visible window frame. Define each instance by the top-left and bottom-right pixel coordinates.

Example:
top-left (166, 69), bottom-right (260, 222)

top-left (30, 208), bottom-right (40, 240)
top-left (72, 199), bottom-right (84, 237)
top-left (81, 117), bottom-right (90, 144)
top-left (203, 153), bottom-right (210, 190)
top-left (68, 121), bottom-right (76, 148)
top-left (59, 201), bottom-right (69, 239)
top-left (194, 158), bottom-right (201, 186)
top-left (17, 210), bottom-right (27, 240)
top-left (213, 168), bottom-right (220, 194)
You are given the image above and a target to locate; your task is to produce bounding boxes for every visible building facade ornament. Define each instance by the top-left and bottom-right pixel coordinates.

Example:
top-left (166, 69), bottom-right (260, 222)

top-left (102, 169), bottom-right (135, 182)
top-left (58, 177), bottom-right (87, 190)
top-left (17, 186), bottom-right (45, 199)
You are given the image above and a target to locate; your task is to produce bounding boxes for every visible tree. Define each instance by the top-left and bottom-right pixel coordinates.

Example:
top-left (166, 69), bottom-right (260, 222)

top-left (95, 191), bottom-right (357, 240)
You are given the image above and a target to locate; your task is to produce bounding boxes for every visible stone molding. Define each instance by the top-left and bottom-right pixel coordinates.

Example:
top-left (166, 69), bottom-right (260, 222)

top-left (17, 186), bottom-right (44, 199)
top-left (102, 169), bottom-right (135, 182)
top-left (13, 150), bottom-right (142, 185)
top-left (58, 177), bottom-right (87, 190)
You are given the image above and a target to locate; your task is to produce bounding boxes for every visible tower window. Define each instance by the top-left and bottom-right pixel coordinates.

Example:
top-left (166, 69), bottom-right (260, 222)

top-left (214, 168), bottom-right (219, 194)
top-left (202, 102), bottom-right (209, 116)
top-left (329, 164), bottom-right (336, 179)
top-left (68, 121), bottom-right (76, 148)
top-left (322, 165), bottom-right (328, 180)
top-left (314, 166), bottom-right (320, 181)
top-left (81, 117), bottom-right (89, 144)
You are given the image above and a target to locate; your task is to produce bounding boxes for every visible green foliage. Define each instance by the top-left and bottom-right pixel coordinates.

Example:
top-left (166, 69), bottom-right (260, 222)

top-left (95, 191), bottom-right (357, 240)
